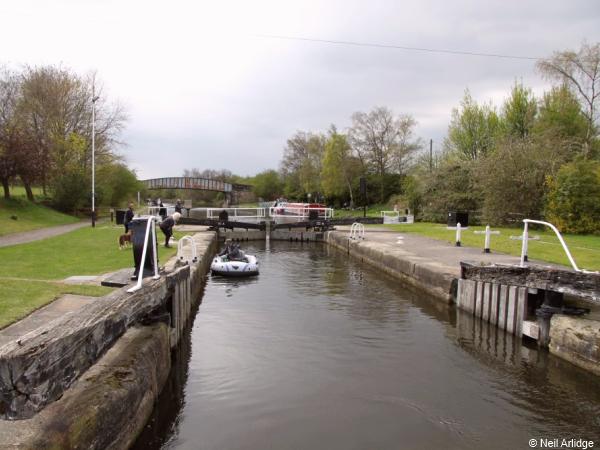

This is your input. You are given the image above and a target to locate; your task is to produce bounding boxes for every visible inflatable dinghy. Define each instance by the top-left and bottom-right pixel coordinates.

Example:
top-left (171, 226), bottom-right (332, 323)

top-left (210, 253), bottom-right (259, 277)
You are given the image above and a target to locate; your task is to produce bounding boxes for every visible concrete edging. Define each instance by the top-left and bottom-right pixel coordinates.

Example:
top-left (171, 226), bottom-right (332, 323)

top-left (325, 231), bottom-right (456, 303)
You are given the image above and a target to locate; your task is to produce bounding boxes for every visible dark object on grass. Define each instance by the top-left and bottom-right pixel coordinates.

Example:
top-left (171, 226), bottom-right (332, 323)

top-left (10, 215), bottom-right (17, 221)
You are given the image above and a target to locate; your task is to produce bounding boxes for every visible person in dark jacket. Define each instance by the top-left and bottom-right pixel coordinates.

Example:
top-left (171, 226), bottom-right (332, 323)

top-left (124, 203), bottom-right (135, 233)
top-left (158, 200), bottom-right (166, 220)
top-left (175, 199), bottom-right (183, 214)
top-left (159, 212), bottom-right (181, 247)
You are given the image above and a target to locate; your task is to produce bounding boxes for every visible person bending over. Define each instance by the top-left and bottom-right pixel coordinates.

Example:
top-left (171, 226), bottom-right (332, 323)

top-left (159, 212), bottom-right (181, 248)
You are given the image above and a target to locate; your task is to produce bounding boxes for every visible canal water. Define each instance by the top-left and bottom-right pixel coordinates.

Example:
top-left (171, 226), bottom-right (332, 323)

top-left (134, 242), bottom-right (600, 450)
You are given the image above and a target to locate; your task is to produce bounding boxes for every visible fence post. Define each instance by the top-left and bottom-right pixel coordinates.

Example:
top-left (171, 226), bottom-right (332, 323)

top-left (456, 222), bottom-right (462, 247)
top-left (520, 221), bottom-right (529, 266)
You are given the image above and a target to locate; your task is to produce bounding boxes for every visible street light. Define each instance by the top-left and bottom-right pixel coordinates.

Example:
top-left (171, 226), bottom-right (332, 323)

top-left (91, 85), bottom-right (99, 227)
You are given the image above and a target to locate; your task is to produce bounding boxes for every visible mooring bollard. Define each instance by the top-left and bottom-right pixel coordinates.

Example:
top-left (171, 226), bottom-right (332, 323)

top-left (455, 222), bottom-right (462, 247)
top-left (473, 225), bottom-right (500, 253)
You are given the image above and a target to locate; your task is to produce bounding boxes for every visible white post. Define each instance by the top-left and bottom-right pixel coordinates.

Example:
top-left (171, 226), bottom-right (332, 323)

top-left (520, 221), bottom-right (529, 267)
top-left (484, 225), bottom-right (491, 253)
top-left (455, 222), bottom-right (462, 247)
top-left (91, 83), bottom-right (96, 227)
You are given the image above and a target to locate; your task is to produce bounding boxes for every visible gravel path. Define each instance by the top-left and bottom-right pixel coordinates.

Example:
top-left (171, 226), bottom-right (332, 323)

top-left (0, 222), bottom-right (88, 248)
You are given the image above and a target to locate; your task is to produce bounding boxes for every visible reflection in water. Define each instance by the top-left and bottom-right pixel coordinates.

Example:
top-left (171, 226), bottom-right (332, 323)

top-left (134, 242), bottom-right (600, 450)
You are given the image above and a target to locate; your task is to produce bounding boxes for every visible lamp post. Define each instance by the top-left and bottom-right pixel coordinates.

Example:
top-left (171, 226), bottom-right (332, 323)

top-left (91, 85), bottom-right (99, 227)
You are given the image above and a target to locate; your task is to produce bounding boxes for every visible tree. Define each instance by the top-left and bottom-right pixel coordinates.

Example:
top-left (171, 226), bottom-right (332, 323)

top-left (0, 68), bottom-right (20, 199)
top-left (96, 163), bottom-right (141, 207)
top-left (17, 66), bottom-right (127, 199)
top-left (537, 42), bottom-right (600, 157)
top-left (545, 159), bottom-right (600, 234)
top-left (280, 131), bottom-right (325, 199)
top-left (320, 127), bottom-right (361, 206)
top-left (348, 106), bottom-right (421, 203)
top-left (477, 136), bottom-right (566, 224)
top-left (534, 85), bottom-right (588, 146)
top-left (444, 91), bottom-right (501, 161)
top-left (502, 82), bottom-right (537, 139)
top-left (419, 159), bottom-right (482, 222)
top-left (252, 169), bottom-right (283, 201)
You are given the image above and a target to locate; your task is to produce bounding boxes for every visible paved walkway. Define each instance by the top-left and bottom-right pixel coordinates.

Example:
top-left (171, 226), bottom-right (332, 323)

top-left (0, 222), bottom-right (87, 248)
top-left (0, 294), bottom-right (97, 347)
top-left (335, 226), bottom-right (565, 275)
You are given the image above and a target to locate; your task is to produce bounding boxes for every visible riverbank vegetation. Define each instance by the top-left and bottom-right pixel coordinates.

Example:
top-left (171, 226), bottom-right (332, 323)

top-left (242, 42), bottom-right (600, 236)
top-left (0, 65), bottom-right (140, 213)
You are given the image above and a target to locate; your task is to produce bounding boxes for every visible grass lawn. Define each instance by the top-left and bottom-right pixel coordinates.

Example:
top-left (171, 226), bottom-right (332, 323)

top-left (0, 224), bottom-right (183, 328)
top-left (0, 189), bottom-right (79, 236)
top-left (0, 224), bottom-right (182, 280)
top-left (384, 222), bottom-right (600, 271)
top-left (0, 281), bottom-right (113, 329)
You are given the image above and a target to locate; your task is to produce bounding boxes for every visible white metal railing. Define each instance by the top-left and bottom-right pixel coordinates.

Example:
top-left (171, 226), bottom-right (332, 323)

top-left (381, 210), bottom-right (399, 224)
top-left (177, 235), bottom-right (197, 264)
top-left (269, 206), bottom-right (334, 219)
top-left (127, 216), bottom-right (160, 293)
top-left (206, 208), bottom-right (267, 220)
top-left (520, 219), bottom-right (580, 272)
top-left (349, 222), bottom-right (365, 240)
top-left (146, 205), bottom-right (175, 218)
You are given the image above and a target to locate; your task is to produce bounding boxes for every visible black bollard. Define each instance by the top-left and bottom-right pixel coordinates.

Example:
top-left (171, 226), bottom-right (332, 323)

top-left (129, 218), bottom-right (158, 280)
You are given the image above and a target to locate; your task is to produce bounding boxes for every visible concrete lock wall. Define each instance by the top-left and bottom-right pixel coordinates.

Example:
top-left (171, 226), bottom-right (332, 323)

top-left (325, 230), bottom-right (455, 303)
top-left (550, 315), bottom-right (600, 377)
top-left (0, 232), bottom-right (217, 449)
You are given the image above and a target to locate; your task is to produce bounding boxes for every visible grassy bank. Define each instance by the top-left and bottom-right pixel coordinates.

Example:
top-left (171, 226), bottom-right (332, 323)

top-left (384, 222), bottom-right (600, 271)
top-left (0, 224), bottom-right (182, 327)
top-left (0, 188), bottom-right (79, 236)
top-left (0, 224), bottom-right (181, 280)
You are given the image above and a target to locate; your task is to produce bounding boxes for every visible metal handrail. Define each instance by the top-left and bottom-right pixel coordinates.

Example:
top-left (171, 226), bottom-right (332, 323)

top-left (520, 219), bottom-right (580, 272)
top-left (206, 207), bottom-right (267, 219)
top-left (177, 235), bottom-right (197, 263)
top-left (127, 216), bottom-right (160, 293)
top-left (269, 206), bottom-right (334, 219)
top-left (349, 222), bottom-right (365, 240)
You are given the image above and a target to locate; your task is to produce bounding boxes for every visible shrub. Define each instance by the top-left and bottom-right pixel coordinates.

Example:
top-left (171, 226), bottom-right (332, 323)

top-left (545, 160), bottom-right (600, 234)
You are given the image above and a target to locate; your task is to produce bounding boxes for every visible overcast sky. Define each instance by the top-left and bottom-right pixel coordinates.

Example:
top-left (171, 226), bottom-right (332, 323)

top-left (1, 0), bottom-right (599, 179)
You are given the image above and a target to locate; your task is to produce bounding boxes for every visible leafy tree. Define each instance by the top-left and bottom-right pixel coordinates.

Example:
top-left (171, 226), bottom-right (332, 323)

top-left (50, 133), bottom-right (88, 212)
top-left (445, 91), bottom-right (501, 161)
top-left (534, 85), bottom-right (588, 146)
top-left (96, 162), bottom-right (141, 207)
top-left (252, 169), bottom-right (283, 201)
top-left (545, 159), bottom-right (600, 234)
top-left (348, 106), bottom-right (421, 203)
top-left (502, 82), bottom-right (537, 139)
top-left (0, 68), bottom-right (20, 199)
top-left (477, 136), bottom-right (566, 224)
top-left (320, 128), bottom-right (361, 206)
top-left (17, 66), bottom-right (126, 199)
top-left (537, 42), bottom-right (600, 157)
top-left (280, 131), bottom-right (325, 199)
top-left (419, 159), bottom-right (482, 223)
